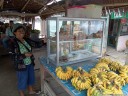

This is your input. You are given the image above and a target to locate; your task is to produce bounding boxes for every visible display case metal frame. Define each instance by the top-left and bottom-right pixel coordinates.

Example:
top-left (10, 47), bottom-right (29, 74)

top-left (47, 17), bottom-right (106, 66)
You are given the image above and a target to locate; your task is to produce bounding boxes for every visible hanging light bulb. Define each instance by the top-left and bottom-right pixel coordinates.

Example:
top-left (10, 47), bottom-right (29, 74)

top-left (101, 11), bottom-right (104, 16)
top-left (123, 8), bottom-right (124, 13)
top-left (6, 0), bottom-right (11, 4)
top-left (123, 8), bottom-right (126, 17)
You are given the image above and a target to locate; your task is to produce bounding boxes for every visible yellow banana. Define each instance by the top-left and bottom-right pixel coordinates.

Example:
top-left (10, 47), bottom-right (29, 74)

top-left (55, 66), bottom-right (72, 80)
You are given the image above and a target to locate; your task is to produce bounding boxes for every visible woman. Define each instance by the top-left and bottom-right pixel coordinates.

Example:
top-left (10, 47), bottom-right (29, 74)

top-left (10, 24), bottom-right (36, 96)
top-left (24, 25), bottom-right (31, 38)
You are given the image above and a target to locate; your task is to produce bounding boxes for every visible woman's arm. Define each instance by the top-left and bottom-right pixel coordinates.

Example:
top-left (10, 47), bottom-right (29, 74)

top-left (25, 38), bottom-right (36, 47)
top-left (25, 38), bottom-right (43, 48)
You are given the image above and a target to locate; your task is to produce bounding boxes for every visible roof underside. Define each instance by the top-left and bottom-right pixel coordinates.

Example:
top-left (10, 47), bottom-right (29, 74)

top-left (0, 0), bottom-right (128, 19)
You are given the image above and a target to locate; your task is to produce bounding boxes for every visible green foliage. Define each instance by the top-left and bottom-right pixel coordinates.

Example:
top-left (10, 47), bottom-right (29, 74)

top-left (31, 29), bottom-right (40, 34)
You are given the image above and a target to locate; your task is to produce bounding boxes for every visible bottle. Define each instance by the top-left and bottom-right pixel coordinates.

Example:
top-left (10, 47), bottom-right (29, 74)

top-left (60, 47), bottom-right (64, 56)
top-left (88, 41), bottom-right (92, 51)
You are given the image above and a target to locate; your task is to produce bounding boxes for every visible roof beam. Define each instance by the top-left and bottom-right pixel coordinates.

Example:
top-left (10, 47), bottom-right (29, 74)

top-left (21, 0), bottom-right (31, 11)
top-left (42, 11), bottom-right (64, 16)
top-left (39, 5), bottom-right (55, 15)
top-left (33, 0), bottom-right (45, 6)
top-left (54, 0), bottom-right (64, 10)
top-left (103, 3), bottom-right (128, 7)
top-left (38, 5), bottom-right (46, 14)
top-left (39, 0), bottom-right (65, 15)
top-left (38, 0), bottom-right (53, 14)
top-left (0, 11), bottom-right (39, 16)
top-left (41, 5), bottom-right (64, 15)
top-left (41, 9), bottom-right (64, 15)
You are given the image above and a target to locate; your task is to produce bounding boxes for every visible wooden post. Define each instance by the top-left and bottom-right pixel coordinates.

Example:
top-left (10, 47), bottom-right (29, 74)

top-left (65, 0), bottom-right (69, 17)
top-left (0, 0), bottom-right (4, 9)
top-left (32, 17), bottom-right (35, 30)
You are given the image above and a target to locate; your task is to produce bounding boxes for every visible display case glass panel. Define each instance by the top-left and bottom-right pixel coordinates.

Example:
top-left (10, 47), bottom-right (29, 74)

top-left (47, 17), bottom-right (106, 66)
top-left (48, 20), bottom-right (57, 59)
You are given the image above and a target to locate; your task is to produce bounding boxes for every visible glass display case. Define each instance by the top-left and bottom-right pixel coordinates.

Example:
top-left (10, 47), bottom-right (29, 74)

top-left (47, 17), bottom-right (106, 66)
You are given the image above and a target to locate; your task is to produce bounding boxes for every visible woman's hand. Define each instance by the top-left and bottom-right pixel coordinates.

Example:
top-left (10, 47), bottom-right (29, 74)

top-left (25, 52), bottom-right (32, 57)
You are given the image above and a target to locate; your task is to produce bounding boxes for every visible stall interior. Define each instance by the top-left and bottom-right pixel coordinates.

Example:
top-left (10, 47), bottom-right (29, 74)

top-left (108, 18), bottom-right (128, 51)
top-left (108, 19), bottom-right (119, 48)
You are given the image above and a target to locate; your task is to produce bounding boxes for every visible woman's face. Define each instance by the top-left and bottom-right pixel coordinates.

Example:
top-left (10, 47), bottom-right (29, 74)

top-left (14, 28), bottom-right (25, 39)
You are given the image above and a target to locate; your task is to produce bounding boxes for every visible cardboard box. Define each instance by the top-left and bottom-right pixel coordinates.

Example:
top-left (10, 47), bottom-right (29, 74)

top-left (67, 4), bottom-right (103, 18)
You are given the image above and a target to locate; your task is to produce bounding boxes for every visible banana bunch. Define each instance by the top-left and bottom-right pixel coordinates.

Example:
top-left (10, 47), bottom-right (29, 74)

top-left (95, 63), bottom-right (110, 71)
top-left (55, 66), bottom-right (62, 72)
top-left (87, 84), bottom-right (113, 96)
top-left (91, 71), bottom-right (108, 85)
top-left (106, 80), bottom-right (122, 91)
top-left (55, 66), bottom-right (73, 80)
top-left (90, 68), bottom-right (101, 75)
top-left (119, 65), bottom-right (128, 73)
top-left (72, 67), bottom-right (90, 78)
top-left (102, 84), bottom-right (123, 95)
top-left (107, 71), bottom-right (118, 80)
top-left (88, 83), bottom-right (123, 96)
top-left (98, 57), bottom-right (112, 64)
top-left (112, 88), bottom-right (123, 96)
top-left (107, 71), bottom-right (125, 86)
top-left (87, 86), bottom-right (102, 96)
top-left (99, 85), bottom-right (114, 95)
top-left (90, 67), bottom-right (107, 75)
top-left (106, 81), bottom-right (123, 95)
top-left (71, 76), bottom-right (91, 91)
top-left (115, 76), bottom-right (125, 86)
top-left (119, 65), bottom-right (128, 83)
top-left (119, 73), bottom-right (128, 83)
top-left (108, 61), bottom-right (122, 71)
top-left (112, 77), bottom-right (124, 88)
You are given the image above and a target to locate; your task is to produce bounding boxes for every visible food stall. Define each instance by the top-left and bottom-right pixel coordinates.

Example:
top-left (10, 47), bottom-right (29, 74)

top-left (108, 12), bottom-right (128, 51)
top-left (39, 17), bottom-right (128, 96)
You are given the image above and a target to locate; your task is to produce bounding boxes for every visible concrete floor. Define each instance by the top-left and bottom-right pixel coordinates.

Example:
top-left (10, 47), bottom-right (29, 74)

top-left (0, 47), bottom-right (46, 96)
top-left (0, 45), bottom-right (126, 96)
top-left (106, 46), bottom-right (126, 65)
top-left (0, 55), bottom-right (19, 96)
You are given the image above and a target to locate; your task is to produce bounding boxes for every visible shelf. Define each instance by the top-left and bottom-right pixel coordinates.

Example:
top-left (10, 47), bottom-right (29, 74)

top-left (48, 50), bottom-right (100, 66)
top-left (44, 77), bottom-right (70, 96)
top-left (59, 39), bottom-right (87, 43)
top-left (50, 38), bottom-right (102, 43)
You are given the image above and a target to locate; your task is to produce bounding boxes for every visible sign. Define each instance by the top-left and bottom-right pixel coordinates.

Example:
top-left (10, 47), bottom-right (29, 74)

top-left (121, 18), bottom-right (127, 24)
top-left (111, 12), bottom-right (128, 19)
top-left (67, 5), bottom-right (102, 18)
